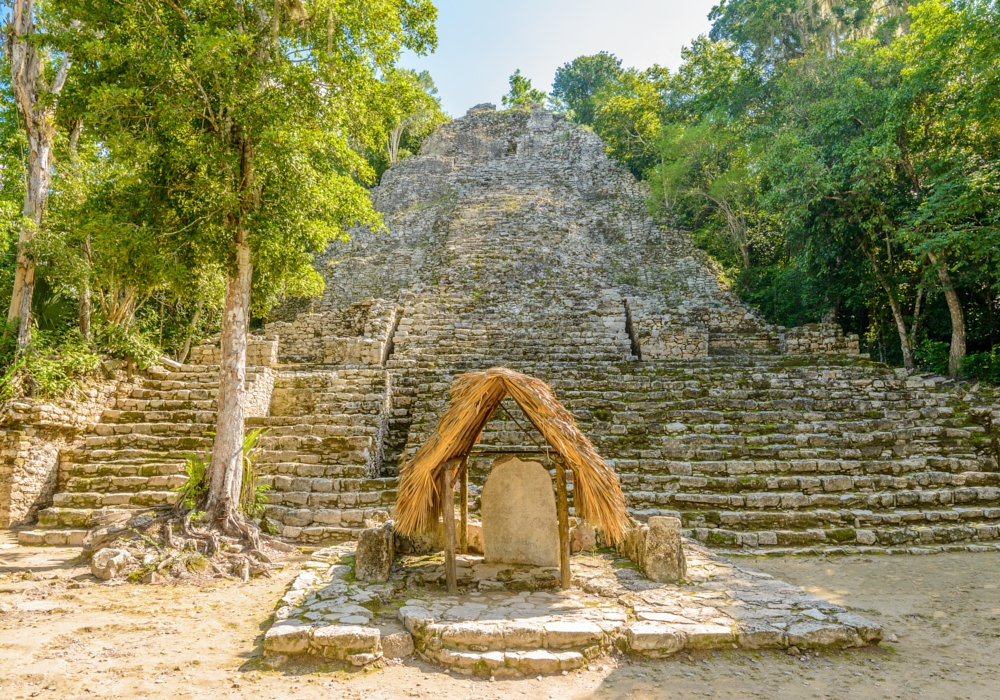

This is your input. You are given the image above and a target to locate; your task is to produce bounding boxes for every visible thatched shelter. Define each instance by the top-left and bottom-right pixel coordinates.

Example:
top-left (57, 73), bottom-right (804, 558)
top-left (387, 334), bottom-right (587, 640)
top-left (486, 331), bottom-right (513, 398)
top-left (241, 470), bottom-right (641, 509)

top-left (394, 367), bottom-right (631, 591)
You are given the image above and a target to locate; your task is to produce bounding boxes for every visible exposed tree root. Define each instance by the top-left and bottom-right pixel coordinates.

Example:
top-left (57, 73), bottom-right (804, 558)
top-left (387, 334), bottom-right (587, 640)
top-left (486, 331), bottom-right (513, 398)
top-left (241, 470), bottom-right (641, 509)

top-left (83, 510), bottom-right (293, 584)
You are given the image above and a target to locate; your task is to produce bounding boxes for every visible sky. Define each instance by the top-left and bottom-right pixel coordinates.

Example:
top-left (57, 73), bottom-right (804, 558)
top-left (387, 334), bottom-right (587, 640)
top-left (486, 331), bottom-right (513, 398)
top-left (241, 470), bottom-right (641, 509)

top-left (400, 0), bottom-right (721, 117)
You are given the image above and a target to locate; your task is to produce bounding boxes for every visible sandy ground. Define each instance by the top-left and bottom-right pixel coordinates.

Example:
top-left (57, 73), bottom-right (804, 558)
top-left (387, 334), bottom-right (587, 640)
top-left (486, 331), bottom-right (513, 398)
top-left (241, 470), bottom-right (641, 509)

top-left (2, 530), bottom-right (999, 700)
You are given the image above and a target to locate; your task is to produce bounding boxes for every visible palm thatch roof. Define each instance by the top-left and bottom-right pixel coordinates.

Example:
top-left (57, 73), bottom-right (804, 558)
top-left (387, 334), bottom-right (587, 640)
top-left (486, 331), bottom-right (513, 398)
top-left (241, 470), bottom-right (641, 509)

top-left (394, 367), bottom-right (631, 544)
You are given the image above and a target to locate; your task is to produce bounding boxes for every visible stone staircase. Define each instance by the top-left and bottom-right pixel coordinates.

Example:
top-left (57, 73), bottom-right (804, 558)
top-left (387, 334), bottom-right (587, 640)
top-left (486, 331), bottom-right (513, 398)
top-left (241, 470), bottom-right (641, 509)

top-left (250, 367), bottom-right (397, 542)
top-left (386, 354), bottom-right (999, 554)
top-left (21, 362), bottom-right (398, 545)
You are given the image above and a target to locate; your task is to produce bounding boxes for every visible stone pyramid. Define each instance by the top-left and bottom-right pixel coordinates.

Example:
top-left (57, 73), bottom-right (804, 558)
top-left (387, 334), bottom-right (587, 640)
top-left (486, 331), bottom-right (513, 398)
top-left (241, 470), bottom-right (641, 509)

top-left (20, 104), bottom-right (1000, 555)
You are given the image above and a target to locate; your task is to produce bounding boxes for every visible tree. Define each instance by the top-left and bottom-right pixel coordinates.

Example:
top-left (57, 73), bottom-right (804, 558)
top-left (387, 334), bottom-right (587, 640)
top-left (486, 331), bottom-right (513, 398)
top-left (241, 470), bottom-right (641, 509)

top-left (709, 0), bottom-right (910, 64)
top-left (4, 0), bottom-right (72, 347)
top-left (71, 0), bottom-right (437, 534)
top-left (502, 69), bottom-right (547, 108)
top-left (589, 67), bottom-right (667, 177)
top-left (365, 68), bottom-right (447, 180)
top-left (551, 52), bottom-right (624, 125)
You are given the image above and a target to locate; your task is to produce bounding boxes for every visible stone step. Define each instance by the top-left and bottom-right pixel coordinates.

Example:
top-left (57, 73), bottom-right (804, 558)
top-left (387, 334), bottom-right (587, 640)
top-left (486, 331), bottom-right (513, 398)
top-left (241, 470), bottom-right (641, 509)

top-left (52, 489), bottom-right (179, 509)
top-left (256, 448), bottom-right (374, 466)
top-left (115, 398), bottom-right (217, 412)
top-left (262, 506), bottom-right (395, 540)
top-left (81, 434), bottom-right (213, 450)
top-left (17, 529), bottom-right (90, 546)
top-left (64, 460), bottom-right (188, 478)
top-left (688, 516), bottom-right (1000, 550)
top-left (36, 506), bottom-right (165, 529)
top-left (264, 488), bottom-right (397, 509)
top-left (264, 497), bottom-right (398, 527)
top-left (91, 422), bottom-right (214, 436)
top-left (65, 474), bottom-right (188, 493)
top-left (627, 484), bottom-right (1000, 511)
top-left (621, 469), bottom-right (1000, 491)
top-left (250, 462), bottom-right (368, 479)
top-left (64, 448), bottom-right (209, 465)
top-left (669, 505), bottom-right (1000, 537)
top-left (248, 416), bottom-right (382, 430)
top-left (127, 387), bottom-right (220, 400)
top-left (102, 409), bottom-right (217, 425)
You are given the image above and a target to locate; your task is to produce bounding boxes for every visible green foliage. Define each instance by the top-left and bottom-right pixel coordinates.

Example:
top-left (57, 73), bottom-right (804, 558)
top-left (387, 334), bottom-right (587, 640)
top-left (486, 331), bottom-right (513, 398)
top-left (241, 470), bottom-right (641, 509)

top-left (562, 0), bottom-right (1000, 372)
top-left (92, 319), bottom-right (161, 369)
top-left (368, 68), bottom-right (449, 181)
top-left (962, 350), bottom-right (1000, 384)
top-left (553, 53), bottom-right (669, 177)
top-left (915, 339), bottom-right (950, 376)
top-left (0, 323), bottom-right (101, 400)
top-left (174, 429), bottom-right (269, 516)
top-left (551, 52), bottom-right (624, 125)
top-left (502, 70), bottom-right (548, 108)
top-left (239, 428), bottom-right (270, 519)
top-left (176, 450), bottom-right (210, 512)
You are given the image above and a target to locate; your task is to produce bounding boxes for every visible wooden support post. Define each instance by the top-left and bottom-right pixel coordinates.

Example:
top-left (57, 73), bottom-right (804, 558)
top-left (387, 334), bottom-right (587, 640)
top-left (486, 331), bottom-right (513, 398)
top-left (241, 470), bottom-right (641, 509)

top-left (459, 456), bottom-right (469, 554)
top-left (555, 458), bottom-right (572, 590)
top-left (441, 463), bottom-right (458, 593)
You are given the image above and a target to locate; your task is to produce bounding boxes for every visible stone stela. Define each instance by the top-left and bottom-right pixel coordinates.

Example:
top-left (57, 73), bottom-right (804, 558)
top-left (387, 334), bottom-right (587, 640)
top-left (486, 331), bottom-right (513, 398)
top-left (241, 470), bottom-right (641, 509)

top-left (481, 455), bottom-right (561, 568)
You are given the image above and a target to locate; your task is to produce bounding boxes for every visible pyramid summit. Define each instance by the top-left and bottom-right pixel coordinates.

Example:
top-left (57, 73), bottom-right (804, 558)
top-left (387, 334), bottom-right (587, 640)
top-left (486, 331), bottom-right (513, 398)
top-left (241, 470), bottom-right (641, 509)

top-left (272, 102), bottom-right (798, 362)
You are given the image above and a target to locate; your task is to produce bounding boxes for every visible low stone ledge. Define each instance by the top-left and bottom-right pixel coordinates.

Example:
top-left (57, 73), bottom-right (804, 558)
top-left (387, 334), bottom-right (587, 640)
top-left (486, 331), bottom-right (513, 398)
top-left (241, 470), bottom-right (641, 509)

top-left (262, 539), bottom-right (883, 675)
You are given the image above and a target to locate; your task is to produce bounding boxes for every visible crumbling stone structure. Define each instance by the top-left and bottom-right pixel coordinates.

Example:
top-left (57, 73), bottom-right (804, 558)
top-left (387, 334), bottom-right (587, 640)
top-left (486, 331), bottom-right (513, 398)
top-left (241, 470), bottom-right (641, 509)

top-left (13, 105), bottom-right (1000, 554)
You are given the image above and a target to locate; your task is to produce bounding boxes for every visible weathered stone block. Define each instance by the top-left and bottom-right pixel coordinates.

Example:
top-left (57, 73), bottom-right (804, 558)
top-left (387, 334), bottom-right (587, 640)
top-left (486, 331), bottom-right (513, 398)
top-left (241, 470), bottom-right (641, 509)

top-left (617, 517), bottom-right (687, 583)
top-left (264, 622), bottom-right (313, 655)
top-left (355, 522), bottom-right (393, 583)
top-left (787, 621), bottom-right (861, 649)
top-left (381, 632), bottom-right (415, 659)
top-left (543, 620), bottom-right (603, 649)
top-left (644, 517), bottom-right (686, 582)
top-left (625, 621), bottom-right (686, 655)
top-left (90, 548), bottom-right (136, 581)
top-left (570, 522), bottom-right (597, 553)
top-left (481, 456), bottom-right (559, 567)
top-left (310, 625), bottom-right (381, 659)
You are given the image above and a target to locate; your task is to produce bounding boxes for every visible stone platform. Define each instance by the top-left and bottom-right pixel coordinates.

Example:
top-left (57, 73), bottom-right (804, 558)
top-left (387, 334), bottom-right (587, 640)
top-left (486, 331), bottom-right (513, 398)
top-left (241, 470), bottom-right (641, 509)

top-left (263, 540), bottom-right (882, 675)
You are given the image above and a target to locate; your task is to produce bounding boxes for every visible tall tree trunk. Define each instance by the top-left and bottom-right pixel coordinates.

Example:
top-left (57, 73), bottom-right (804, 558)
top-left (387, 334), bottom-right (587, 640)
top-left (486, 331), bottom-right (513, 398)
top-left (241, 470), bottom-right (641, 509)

top-left (927, 250), bottom-right (966, 376)
top-left (205, 130), bottom-right (256, 527)
top-left (176, 299), bottom-right (203, 365)
top-left (205, 237), bottom-right (252, 525)
top-left (6, 0), bottom-right (70, 347)
top-left (79, 235), bottom-right (92, 339)
top-left (865, 245), bottom-right (915, 370)
top-left (388, 124), bottom-right (404, 165)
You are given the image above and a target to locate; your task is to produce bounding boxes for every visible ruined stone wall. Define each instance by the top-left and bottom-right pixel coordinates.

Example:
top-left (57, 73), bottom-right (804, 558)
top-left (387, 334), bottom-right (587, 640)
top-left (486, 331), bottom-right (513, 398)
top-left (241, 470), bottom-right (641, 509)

top-left (0, 431), bottom-right (63, 528)
top-left (0, 376), bottom-right (124, 528)
top-left (780, 324), bottom-right (861, 356)
top-left (188, 338), bottom-right (279, 367)
top-left (264, 300), bottom-right (398, 365)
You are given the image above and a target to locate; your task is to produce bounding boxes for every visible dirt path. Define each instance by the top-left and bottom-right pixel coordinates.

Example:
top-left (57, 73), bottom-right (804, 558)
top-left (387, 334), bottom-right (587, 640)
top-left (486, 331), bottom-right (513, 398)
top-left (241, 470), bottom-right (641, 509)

top-left (2, 531), bottom-right (999, 699)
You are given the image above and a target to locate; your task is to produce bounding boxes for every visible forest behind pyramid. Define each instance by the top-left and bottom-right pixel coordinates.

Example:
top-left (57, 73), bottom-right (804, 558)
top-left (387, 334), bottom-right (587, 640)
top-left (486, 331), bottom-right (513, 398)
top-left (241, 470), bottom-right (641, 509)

top-left (17, 104), bottom-right (1000, 555)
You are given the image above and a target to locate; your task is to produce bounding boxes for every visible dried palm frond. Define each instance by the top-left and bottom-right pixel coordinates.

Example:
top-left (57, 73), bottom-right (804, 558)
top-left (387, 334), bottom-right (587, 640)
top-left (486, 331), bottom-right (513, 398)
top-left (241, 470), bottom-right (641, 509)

top-left (394, 367), bottom-right (630, 544)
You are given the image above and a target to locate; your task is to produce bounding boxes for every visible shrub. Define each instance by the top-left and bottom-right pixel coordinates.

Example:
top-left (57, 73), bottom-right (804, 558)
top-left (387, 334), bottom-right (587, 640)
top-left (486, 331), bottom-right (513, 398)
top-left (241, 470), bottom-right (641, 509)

top-left (914, 338), bottom-right (950, 375)
top-left (93, 320), bottom-right (161, 369)
top-left (0, 323), bottom-right (101, 400)
top-left (962, 349), bottom-right (1000, 384)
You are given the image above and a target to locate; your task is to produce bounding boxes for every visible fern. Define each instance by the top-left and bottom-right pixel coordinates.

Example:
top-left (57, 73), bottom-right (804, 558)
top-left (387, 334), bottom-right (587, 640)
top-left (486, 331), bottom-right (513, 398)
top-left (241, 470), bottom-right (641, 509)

top-left (240, 428), bottom-right (270, 519)
top-left (173, 429), bottom-right (270, 518)
top-left (175, 449), bottom-right (210, 511)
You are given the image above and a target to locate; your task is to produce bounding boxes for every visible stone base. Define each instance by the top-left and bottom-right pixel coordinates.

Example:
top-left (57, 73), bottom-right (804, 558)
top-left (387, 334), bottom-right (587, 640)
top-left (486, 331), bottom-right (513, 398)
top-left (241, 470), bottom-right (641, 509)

top-left (263, 539), bottom-right (882, 674)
